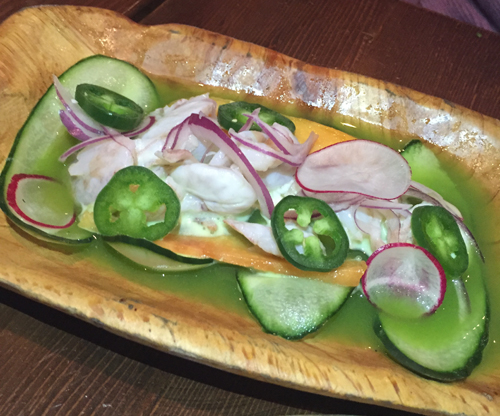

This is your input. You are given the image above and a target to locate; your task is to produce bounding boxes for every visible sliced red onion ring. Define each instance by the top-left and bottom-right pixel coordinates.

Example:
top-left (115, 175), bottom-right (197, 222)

top-left (241, 109), bottom-right (290, 154)
top-left (301, 189), bottom-right (365, 212)
top-left (162, 118), bottom-right (191, 151)
top-left (59, 110), bottom-right (94, 141)
top-left (187, 113), bottom-right (274, 218)
top-left (6, 174), bottom-right (76, 229)
top-left (360, 199), bottom-right (412, 211)
top-left (59, 134), bottom-right (112, 162)
top-left (104, 127), bottom-right (138, 165)
top-left (458, 221), bottom-right (484, 262)
top-left (124, 116), bottom-right (156, 137)
top-left (241, 111), bottom-right (317, 157)
top-left (406, 181), bottom-right (462, 219)
top-left (54, 77), bottom-right (155, 157)
top-left (361, 243), bottom-right (447, 319)
top-left (53, 75), bottom-right (104, 135)
top-left (296, 140), bottom-right (411, 200)
top-left (238, 108), bottom-right (261, 132)
top-left (230, 130), bottom-right (304, 167)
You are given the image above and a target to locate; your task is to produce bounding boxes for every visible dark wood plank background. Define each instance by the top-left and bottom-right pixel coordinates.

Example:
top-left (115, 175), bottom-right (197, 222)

top-left (1, 1), bottom-right (500, 415)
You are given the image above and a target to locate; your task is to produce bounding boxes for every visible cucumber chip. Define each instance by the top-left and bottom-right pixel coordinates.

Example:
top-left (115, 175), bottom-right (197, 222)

top-left (103, 235), bottom-right (214, 272)
top-left (238, 269), bottom-right (352, 340)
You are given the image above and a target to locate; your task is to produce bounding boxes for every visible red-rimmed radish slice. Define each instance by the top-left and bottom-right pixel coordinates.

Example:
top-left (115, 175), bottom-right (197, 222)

top-left (296, 140), bottom-right (411, 200)
top-left (6, 174), bottom-right (76, 229)
top-left (361, 243), bottom-right (446, 319)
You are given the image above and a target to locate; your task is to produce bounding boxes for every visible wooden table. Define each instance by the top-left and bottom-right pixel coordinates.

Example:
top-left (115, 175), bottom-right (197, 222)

top-left (1, 1), bottom-right (500, 415)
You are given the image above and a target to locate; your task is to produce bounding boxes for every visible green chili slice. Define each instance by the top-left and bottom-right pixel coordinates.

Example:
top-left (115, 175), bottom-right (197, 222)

top-left (271, 196), bottom-right (349, 272)
top-left (75, 83), bottom-right (144, 131)
top-left (411, 205), bottom-right (468, 277)
top-left (94, 166), bottom-right (180, 241)
top-left (218, 101), bottom-right (296, 133)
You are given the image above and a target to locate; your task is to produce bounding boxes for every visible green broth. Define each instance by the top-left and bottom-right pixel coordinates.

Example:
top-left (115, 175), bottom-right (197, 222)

top-left (88, 238), bottom-right (249, 315)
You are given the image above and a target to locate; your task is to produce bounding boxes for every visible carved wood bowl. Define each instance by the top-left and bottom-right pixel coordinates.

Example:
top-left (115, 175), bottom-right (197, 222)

top-left (1, 6), bottom-right (500, 415)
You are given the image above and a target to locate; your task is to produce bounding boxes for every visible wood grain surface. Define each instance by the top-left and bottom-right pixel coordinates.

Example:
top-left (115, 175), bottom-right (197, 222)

top-left (1, 2), bottom-right (500, 416)
top-left (141, 0), bottom-right (500, 122)
top-left (0, 0), bottom-right (165, 23)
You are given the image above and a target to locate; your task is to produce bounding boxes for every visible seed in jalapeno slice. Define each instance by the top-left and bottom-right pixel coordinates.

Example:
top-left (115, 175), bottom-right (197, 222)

top-left (94, 166), bottom-right (180, 241)
top-left (75, 83), bottom-right (144, 131)
top-left (411, 205), bottom-right (468, 277)
top-left (271, 195), bottom-right (349, 272)
top-left (218, 101), bottom-right (296, 133)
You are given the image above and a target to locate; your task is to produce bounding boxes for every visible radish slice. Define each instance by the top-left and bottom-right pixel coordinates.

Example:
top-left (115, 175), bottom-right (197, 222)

top-left (6, 174), bottom-right (76, 229)
top-left (361, 243), bottom-right (446, 319)
top-left (296, 140), bottom-right (411, 200)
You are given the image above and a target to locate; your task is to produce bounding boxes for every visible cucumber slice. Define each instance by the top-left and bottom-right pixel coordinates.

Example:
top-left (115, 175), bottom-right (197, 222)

top-left (237, 269), bottom-right (352, 340)
top-left (103, 236), bottom-right (214, 272)
top-left (401, 140), bottom-right (466, 210)
top-left (0, 55), bottom-right (160, 244)
top-left (375, 239), bottom-right (488, 381)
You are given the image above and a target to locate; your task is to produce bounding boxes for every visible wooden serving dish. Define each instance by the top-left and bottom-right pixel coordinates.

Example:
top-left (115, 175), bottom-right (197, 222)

top-left (1, 6), bottom-right (500, 415)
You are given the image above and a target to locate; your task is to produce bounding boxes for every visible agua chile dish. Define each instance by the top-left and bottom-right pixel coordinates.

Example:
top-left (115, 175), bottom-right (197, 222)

top-left (1, 6), bottom-right (500, 416)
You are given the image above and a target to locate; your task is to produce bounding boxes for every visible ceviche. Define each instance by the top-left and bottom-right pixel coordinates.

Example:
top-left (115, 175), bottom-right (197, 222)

top-left (0, 55), bottom-right (489, 383)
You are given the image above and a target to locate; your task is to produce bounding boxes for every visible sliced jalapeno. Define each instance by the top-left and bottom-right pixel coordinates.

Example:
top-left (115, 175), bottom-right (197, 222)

top-left (411, 205), bottom-right (468, 277)
top-left (218, 101), bottom-right (296, 133)
top-left (271, 196), bottom-right (349, 272)
top-left (94, 166), bottom-right (180, 241)
top-left (75, 83), bottom-right (144, 130)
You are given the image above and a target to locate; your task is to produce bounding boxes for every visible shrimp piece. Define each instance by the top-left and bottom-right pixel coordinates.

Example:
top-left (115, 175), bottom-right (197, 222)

top-left (225, 219), bottom-right (282, 257)
top-left (170, 163), bottom-right (257, 214)
top-left (234, 131), bottom-right (283, 172)
top-left (69, 138), bottom-right (135, 206)
top-left (135, 94), bottom-right (217, 168)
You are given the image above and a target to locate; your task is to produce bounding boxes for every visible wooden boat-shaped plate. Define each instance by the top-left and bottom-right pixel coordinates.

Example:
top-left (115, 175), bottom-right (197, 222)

top-left (1, 6), bottom-right (500, 415)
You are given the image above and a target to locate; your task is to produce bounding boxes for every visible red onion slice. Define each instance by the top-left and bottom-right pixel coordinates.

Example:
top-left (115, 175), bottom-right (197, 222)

top-left (187, 113), bottom-right (274, 218)
top-left (361, 243), bottom-right (447, 319)
top-left (163, 118), bottom-right (192, 151)
top-left (53, 75), bottom-right (104, 135)
top-left (241, 111), bottom-right (317, 157)
top-left (59, 110), bottom-right (94, 141)
top-left (296, 140), bottom-right (411, 200)
top-left (55, 77), bottom-right (155, 149)
top-left (360, 199), bottom-right (412, 211)
top-left (230, 130), bottom-right (304, 167)
top-left (238, 108), bottom-right (261, 132)
top-left (124, 116), bottom-right (156, 137)
top-left (59, 134), bottom-right (112, 162)
top-left (406, 181), bottom-right (462, 219)
top-left (242, 110), bottom-right (291, 154)
top-left (6, 174), bottom-right (76, 229)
